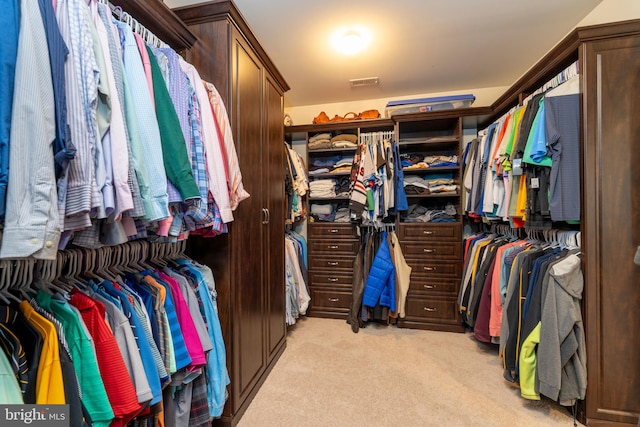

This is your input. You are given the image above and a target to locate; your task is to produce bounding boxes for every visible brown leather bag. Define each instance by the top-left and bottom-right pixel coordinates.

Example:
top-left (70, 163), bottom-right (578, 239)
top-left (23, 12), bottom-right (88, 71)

top-left (343, 112), bottom-right (359, 121)
top-left (312, 111), bottom-right (330, 124)
top-left (359, 109), bottom-right (380, 120)
top-left (329, 114), bottom-right (345, 122)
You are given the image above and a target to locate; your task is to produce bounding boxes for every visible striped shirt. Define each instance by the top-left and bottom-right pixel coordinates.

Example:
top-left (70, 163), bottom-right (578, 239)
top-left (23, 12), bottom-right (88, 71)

top-left (204, 81), bottom-right (250, 211)
top-left (97, 3), bottom-right (145, 219)
top-left (115, 21), bottom-right (169, 222)
top-left (0, 0), bottom-right (60, 259)
top-left (180, 59), bottom-right (234, 223)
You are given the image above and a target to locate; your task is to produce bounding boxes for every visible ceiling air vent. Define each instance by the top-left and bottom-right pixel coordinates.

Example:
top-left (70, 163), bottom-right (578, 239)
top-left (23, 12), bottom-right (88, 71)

top-left (349, 77), bottom-right (379, 87)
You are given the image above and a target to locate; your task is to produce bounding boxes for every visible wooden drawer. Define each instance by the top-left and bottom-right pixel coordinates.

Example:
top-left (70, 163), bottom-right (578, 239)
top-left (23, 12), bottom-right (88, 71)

top-left (309, 255), bottom-right (355, 271)
top-left (308, 223), bottom-right (357, 239)
top-left (309, 240), bottom-right (359, 254)
top-left (309, 271), bottom-right (353, 288)
top-left (400, 241), bottom-right (462, 260)
top-left (403, 296), bottom-right (459, 323)
top-left (406, 259), bottom-right (461, 279)
top-left (398, 223), bottom-right (461, 242)
top-left (308, 288), bottom-right (351, 313)
top-left (408, 278), bottom-right (458, 296)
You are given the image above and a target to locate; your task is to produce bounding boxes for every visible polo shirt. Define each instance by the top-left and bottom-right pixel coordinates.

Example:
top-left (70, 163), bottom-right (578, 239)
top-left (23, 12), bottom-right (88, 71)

top-left (69, 290), bottom-right (141, 427)
top-left (1, 304), bottom-right (43, 401)
top-left (19, 301), bottom-right (65, 404)
top-left (97, 280), bottom-right (165, 402)
top-left (0, 350), bottom-right (23, 404)
top-left (143, 273), bottom-right (191, 371)
top-left (36, 291), bottom-right (113, 427)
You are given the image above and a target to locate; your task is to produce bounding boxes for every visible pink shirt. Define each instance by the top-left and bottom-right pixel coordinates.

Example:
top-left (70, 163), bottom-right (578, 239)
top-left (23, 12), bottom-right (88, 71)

top-left (157, 271), bottom-right (206, 370)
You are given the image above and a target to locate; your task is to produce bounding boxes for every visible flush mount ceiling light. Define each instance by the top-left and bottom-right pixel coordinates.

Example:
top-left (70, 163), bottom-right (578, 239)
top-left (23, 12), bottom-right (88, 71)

top-left (331, 27), bottom-right (372, 55)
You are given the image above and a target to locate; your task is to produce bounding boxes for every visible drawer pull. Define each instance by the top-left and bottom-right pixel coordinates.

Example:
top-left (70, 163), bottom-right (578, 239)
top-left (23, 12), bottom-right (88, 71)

top-left (329, 229), bottom-right (339, 233)
top-left (423, 284), bottom-right (436, 289)
top-left (328, 278), bottom-right (339, 282)
top-left (423, 307), bottom-right (437, 312)
top-left (328, 297), bottom-right (340, 302)
top-left (424, 267), bottom-right (436, 271)
top-left (328, 245), bottom-right (339, 249)
top-left (423, 249), bottom-right (436, 253)
top-left (423, 231), bottom-right (436, 235)
top-left (327, 261), bottom-right (339, 266)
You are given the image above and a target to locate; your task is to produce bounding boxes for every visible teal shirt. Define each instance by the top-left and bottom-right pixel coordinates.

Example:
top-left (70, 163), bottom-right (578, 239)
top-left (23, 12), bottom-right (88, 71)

top-left (37, 291), bottom-right (114, 427)
top-left (0, 350), bottom-right (23, 404)
top-left (523, 98), bottom-right (552, 167)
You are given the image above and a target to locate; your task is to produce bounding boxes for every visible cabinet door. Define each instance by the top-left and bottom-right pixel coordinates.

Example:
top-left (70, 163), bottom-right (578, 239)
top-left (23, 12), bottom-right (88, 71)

top-left (231, 31), bottom-right (266, 409)
top-left (583, 36), bottom-right (640, 425)
top-left (264, 73), bottom-right (286, 364)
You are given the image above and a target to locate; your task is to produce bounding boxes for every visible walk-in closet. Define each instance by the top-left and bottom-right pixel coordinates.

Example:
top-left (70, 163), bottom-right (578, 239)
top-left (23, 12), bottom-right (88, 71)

top-left (0, 0), bottom-right (638, 426)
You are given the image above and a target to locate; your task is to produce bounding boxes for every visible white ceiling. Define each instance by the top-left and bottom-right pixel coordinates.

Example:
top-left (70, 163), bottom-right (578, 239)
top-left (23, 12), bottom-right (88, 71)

top-left (165, 0), bottom-right (603, 109)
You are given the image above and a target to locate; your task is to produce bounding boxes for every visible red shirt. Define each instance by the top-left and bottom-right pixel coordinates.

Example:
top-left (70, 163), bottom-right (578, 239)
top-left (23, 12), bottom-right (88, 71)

top-left (69, 290), bottom-right (141, 427)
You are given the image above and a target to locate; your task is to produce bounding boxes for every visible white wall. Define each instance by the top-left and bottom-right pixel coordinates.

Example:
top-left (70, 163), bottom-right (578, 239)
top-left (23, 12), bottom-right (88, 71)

top-left (285, 0), bottom-right (640, 127)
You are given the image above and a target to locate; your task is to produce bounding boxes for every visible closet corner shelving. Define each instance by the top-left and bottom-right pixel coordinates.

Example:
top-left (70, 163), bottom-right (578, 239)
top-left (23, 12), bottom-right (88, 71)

top-left (286, 118), bottom-right (394, 318)
top-left (393, 113), bottom-right (465, 332)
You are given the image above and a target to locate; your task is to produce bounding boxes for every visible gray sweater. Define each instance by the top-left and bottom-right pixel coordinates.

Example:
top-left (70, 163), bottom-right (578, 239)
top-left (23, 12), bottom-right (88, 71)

top-left (536, 253), bottom-right (587, 405)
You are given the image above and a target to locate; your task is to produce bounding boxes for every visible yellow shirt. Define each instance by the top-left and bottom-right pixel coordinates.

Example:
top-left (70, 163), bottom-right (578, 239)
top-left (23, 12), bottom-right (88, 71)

top-left (19, 301), bottom-right (66, 404)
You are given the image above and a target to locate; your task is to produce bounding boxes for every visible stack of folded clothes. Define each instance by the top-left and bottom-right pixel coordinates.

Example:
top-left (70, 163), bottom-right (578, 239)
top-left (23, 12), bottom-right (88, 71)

top-left (309, 179), bottom-right (337, 198)
top-left (330, 156), bottom-right (353, 174)
top-left (401, 153), bottom-right (459, 169)
top-left (404, 173), bottom-right (458, 195)
top-left (308, 155), bottom-right (340, 175)
top-left (308, 133), bottom-right (332, 150)
top-left (334, 205), bottom-right (351, 222)
top-left (402, 203), bottom-right (457, 222)
top-left (335, 177), bottom-right (351, 197)
top-left (424, 154), bottom-right (458, 167)
top-left (331, 133), bottom-right (358, 148)
top-left (400, 153), bottom-right (426, 169)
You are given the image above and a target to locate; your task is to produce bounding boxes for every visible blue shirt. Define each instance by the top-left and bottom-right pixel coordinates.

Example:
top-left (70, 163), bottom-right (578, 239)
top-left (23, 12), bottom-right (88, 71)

top-left (175, 260), bottom-right (230, 417)
top-left (115, 21), bottom-right (169, 222)
top-left (98, 280), bottom-right (163, 405)
top-left (0, 0), bottom-right (20, 219)
top-left (37, 0), bottom-right (74, 180)
top-left (144, 271), bottom-right (192, 371)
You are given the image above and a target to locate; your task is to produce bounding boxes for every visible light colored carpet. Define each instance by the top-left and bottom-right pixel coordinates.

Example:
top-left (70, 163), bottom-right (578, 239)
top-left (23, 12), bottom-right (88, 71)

top-left (237, 317), bottom-right (583, 427)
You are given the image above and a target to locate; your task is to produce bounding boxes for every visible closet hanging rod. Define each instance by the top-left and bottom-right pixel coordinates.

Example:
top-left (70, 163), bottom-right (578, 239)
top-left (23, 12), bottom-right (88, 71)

top-left (108, 2), bottom-right (169, 49)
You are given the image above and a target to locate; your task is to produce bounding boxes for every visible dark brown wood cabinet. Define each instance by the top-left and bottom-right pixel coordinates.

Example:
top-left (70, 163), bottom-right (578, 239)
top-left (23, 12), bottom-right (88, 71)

top-left (582, 29), bottom-right (640, 426)
top-left (174, 2), bottom-right (289, 425)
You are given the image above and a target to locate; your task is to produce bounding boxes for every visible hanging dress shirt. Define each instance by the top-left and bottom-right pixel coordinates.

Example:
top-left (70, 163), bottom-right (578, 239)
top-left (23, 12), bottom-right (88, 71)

top-left (115, 21), bottom-right (170, 222)
top-left (0, 0), bottom-right (60, 259)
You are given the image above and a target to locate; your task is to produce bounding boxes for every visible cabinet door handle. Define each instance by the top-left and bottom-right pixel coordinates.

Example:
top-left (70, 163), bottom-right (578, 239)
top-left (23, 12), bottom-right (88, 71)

top-left (423, 307), bottom-right (437, 312)
top-left (328, 278), bottom-right (339, 282)
top-left (265, 208), bottom-right (270, 224)
top-left (424, 266), bottom-right (436, 271)
top-left (423, 231), bottom-right (435, 235)
top-left (328, 297), bottom-right (340, 302)
top-left (328, 261), bottom-right (339, 266)
top-left (328, 245), bottom-right (339, 249)
top-left (328, 229), bottom-right (339, 233)
top-left (423, 248), bottom-right (436, 253)
top-left (261, 208), bottom-right (268, 224)
top-left (423, 284), bottom-right (435, 289)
